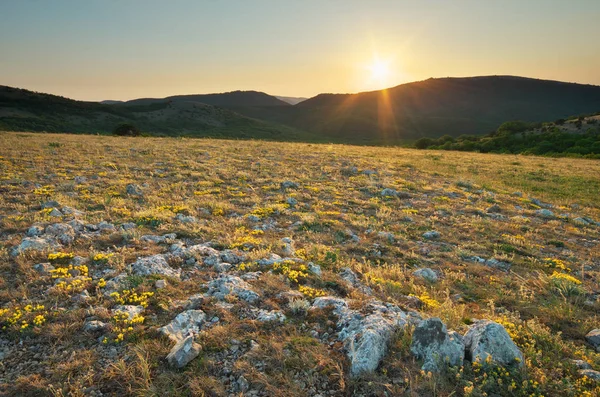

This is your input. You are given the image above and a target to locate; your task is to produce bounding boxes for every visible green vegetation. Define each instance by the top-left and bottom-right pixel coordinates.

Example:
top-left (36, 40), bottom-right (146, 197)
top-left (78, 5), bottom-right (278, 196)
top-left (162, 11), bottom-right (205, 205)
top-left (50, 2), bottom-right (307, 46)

top-left (415, 117), bottom-right (600, 158)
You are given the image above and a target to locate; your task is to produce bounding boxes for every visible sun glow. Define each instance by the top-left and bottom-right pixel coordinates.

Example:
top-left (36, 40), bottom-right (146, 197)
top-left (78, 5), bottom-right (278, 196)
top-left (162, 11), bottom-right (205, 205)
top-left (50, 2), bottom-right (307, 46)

top-left (364, 55), bottom-right (395, 90)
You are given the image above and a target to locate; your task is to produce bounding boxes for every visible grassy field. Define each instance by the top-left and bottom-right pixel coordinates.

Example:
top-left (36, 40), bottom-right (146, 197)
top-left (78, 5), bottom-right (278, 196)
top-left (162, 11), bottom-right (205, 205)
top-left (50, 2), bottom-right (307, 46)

top-left (0, 132), bottom-right (599, 396)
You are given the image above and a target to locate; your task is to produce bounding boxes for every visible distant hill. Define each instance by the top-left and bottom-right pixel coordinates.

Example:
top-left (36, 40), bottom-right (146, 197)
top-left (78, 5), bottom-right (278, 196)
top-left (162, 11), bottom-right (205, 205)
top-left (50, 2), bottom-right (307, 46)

top-left (232, 76), bottom-right (600, 143)
top-left (276, 96), bottom-right (308, 105)
top-left (3, 76), bottom-right (600, 144)
top-left (0, 86), bottom-right (310, 140)
top-left (120, 90), bottom-right (290, 108)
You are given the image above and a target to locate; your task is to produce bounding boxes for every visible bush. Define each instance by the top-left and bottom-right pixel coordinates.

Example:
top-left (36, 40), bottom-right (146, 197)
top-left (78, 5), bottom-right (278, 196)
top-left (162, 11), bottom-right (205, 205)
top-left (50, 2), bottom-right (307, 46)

top-left (415, 138), bottom-right (434, 149)
top-left (112, 123), bottom-right (141, 137)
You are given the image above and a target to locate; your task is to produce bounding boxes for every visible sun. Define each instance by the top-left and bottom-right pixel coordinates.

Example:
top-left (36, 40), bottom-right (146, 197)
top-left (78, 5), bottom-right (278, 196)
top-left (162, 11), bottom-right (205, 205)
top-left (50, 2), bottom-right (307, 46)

top-left (367, 58), bottom-right (392, 88)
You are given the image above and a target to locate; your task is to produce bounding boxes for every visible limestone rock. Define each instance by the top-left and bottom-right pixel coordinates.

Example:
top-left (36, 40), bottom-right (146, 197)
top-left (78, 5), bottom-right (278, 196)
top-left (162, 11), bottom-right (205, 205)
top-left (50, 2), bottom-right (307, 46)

top-left (205, 275), bottom-right (259, 303)
top-left (413, 268), bottom-right (438, 283)
top-left (464, 320), bottom-right (524, 367)
top-left (159, 309), bottom-right (206, 342)
top-left (410, 318), bottom-right (464, 372)
top-left (129, 254), bottom-right (181, 279)
top-left (166, 335), bottom-right (201, 368)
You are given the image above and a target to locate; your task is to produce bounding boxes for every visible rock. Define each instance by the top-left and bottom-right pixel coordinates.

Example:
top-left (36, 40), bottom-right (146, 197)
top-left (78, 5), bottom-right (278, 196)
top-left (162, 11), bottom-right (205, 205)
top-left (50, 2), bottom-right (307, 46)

top-left (220, 249), bottom-right (245, 264)
top-left (286, 197), bottom-right (298, 207)
top-left (308, 262), bottom-right (322, 276)
top-left (281, 237), bottom-right (295, 256)
top-left (312, 296), bottom-right (349, 313)
top-left (141, 234), bottom-right (177, 244)
top-left (410, 318), bottom-right (464, 372)
top-left (113, 305), bottom-right (145, 320)
top-left (572, 359), bottom-right (592, 370)
top-left (486, 204), bottom-right (501, 213)
top-left (381, 188), bottom-right (398, 197)
top-left (423, 231), bottom-right (440, 240)
top-left (535, 209), bottom-right (555, 219)
top-left (339, 267), bottom-right (373, 294)
top-left (41, 200), bottom-right (60, 209)
top-left (280, 181), bottom-right (299, 190)
top-left (33, 263), bottom-right (55, 276)
top-left (413, 268), bottom-right (438, 283)
top-left (120, 222), bottom-right (137, 231)
top-left (237, 375), bottom-right (250, 392)
top-left (205, 275), bottom-right (259, 303)
top-left (48, 208), bottom-right (63, 217)
top-left (45, 223), bottom-right (75, 245)
top-left (74, 176), bottom-right (87, 184)
top-left (585, 329), bottom-right (600, 350)
top-left (464, 320), bottom-right (524, 367)
top-left (155, 279), bottom-right (167, 289)
top-left (573, 217), bottom-right (591, 226)
top-left (580, 369), bottom-right (600, 381)
top-left (61, 206), bottom-right (83, 216)
top-left (126, 184), bottom-right (143, 196)
top-left (83, 320), bottom-right (107, 332)
top-left (159, 309), bottom-right (206, 342)
top-left (256, 253), bottom-right (283, 266)
top-left (214, 262), bottom-right (233, 273)
top-left (97, 221), bottom-right (115, 232)
top-left (255, 309), bottom-right (286, 323)
top-left (26, 225), bottom-right (44, 237)
top-left (484, 258), bottom-right (511, 272)
top-left (175, 213), bottom-right (197, 223)
top-left (129, 254), bottom-right (181, 279)
top-left (102, 273), bottom-right (128, 296)
top-left (11, 237), bottom-right (58, 256)
top-left (166, 335), bottom-right (201, 368)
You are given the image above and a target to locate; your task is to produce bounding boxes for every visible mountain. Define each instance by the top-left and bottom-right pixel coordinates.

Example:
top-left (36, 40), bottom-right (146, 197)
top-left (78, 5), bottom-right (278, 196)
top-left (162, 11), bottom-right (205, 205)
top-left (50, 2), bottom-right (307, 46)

top-left (276, 96), bottom-right (308, 105)
top-left (232, 76), bottom-right (600, 143)
top-left (0, 86), bottom-right (310, 140)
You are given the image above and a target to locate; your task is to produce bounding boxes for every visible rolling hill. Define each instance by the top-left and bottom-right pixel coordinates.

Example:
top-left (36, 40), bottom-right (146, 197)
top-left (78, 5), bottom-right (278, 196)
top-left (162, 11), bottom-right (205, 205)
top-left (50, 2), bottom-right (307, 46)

top-left (0, 86), bottom-right (310, 140)
top-left (2, 76), bottom-right (600, 144)
top-left (230, 76), bottom-right (600, 143)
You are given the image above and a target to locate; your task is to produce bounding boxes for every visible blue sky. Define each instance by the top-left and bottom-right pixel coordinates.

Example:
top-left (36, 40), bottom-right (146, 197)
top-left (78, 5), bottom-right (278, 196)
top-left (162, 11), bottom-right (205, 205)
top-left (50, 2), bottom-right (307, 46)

top-left (1, 0), bottom-right (599, 100)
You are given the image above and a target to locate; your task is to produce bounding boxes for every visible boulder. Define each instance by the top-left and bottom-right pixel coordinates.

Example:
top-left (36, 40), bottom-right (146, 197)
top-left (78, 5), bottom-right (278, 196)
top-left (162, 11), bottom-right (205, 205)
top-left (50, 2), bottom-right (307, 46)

top-left (580, 369), bottom-right (600, 381)
top-left (464, 320), bottom-right (524, 367)
top-left (205, 275), bottom-right (259, 303)
top-left (11, 237), bottom-right (58, 256)
top-left (535, 209), bottom-right (555, 219)
top-left (423, 231), bottom-right (441, 240)
top-left (413, 268), bottom-right (438, 283)
top-left (410, 318), bottom-right (464, 372)
top-left (159, 309), bottom-right (206, 342)
top-left (166, 335), bottom-right (201, 368)
top-left (45, 223), bottom-right (75, 245)
top-left (585, 329), bottom-right (600, 351)
top-left (129, 254), bottom-right (181, 279)
top-left (83, 320), bottom-right (107, 332)
top-left (126, 184), bottom-right (143, 196)
top-left (255, 309), bottom-right (286, 323)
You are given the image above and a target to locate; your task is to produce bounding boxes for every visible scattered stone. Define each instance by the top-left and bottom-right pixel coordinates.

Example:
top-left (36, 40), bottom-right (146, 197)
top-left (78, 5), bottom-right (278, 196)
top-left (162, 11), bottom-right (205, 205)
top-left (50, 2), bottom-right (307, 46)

top-left (220, 249), bottom-right (245, 264)
top-left (97, 221), bottom-right (115, 232)
top-left (45, 223), bottom-right (75, 245)
top-left (580, 369), bottom-right (600, 381)
top-left (214, 262), bottom-right (233, 273)
top-left (205, 275), bottom-right (259, 303)
top-left (486, 204), bottom-right (501, 213)
top-left (166, 335), bottom-right (201, 368)
top-left (286, 197), bottom-right (298, 207)
top-left (175, 213), bottom-right (197, 223)
top-left (155, 279), bottom-right (167, 289)
top-left (26, 225), bottom-right (44, 237)
top-left (535, 209), bottom-right (555, 219)
top-left (423, 231), bottom-right (440, 240)
top-left (484, 258), bottom-right (511, 272)
top-left (11, 237), bottom-right (58, 256)
top-left (573, 217), bottom-right (591, 227)
top-left (83, 320), bottom-right (107, 332)
top-left (61, 206), bottom-right (83, 216)
top-left (120, 222), bottom-right (137, 230)
top-left (280, 181), bottom-right (299, 190)
top-left (413, 268), bottom-right (438, 283)
top-left (410, 317), bottom-right (465, 372)
top-left (41, 200), bottom-right (60, 209)
top-left (585, 329), bottom-right (600, 350)
top-left (48, 208), bottom-right (63, 217)
top-left (159, 309), bottom-right (206, 342)
top-left (33, 262), bottom-right (55, 276)
top-left (237, 375), bottom-right (250, 393)
top-left (129, 254), bottom-right (181, 279)
top-left (308, 262), bottom-right (322, 276)
top-left (126, 184), bottom-right (143, 196)
top-left (281, 237), bottom-right (295, 256)
top-left (113, 305), bottom-right (145, 320)
top-left (339, 267), bottom-right (372, 294)
top-left (255, 309), bottom-right (286, 323)
top-left (381, 188), bottom-right (398, 197)
top-left (464, 320), bottom-right (524, 367)
top-left (572, 359), bottom-right (592, 370)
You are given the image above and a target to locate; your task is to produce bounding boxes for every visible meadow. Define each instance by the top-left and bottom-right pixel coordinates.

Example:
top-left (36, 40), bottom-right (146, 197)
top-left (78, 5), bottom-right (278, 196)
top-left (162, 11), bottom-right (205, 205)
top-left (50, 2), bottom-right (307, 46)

top-left (0, 132), bottom-right (599, 396)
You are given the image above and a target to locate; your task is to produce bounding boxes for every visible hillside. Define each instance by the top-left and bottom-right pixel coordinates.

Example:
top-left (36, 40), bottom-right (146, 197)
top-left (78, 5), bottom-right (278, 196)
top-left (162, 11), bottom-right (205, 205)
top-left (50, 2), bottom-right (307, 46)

top-left (233, 76), bottom-right (600, 143)
top-left (0, 86), bottom-right (308, 140)
top-left (121, 90), bottom-right (291, 108)
top-left (1, 132), bottom-right (599, 396)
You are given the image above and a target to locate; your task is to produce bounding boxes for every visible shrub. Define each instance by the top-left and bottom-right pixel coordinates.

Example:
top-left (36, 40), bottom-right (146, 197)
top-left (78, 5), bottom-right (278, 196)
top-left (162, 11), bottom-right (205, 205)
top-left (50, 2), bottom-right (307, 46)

top-left (112, 123), bottom-right (141, 137)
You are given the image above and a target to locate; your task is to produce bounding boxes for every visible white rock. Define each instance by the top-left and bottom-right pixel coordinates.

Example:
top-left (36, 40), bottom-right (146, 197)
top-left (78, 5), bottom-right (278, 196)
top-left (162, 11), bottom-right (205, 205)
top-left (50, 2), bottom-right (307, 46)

top-left (464, 320), bottom-right (524, 367)
top-left (205, 275), bottom-right (259, 303)
top-left (129, 254), bottom-right (181, 279)
top-left (11, 237), bottom-right (58, 256)
top-left (413, 268), bottom-right (438, 283)
top-left (159, 309), bottom-right (206, 342)
top-left (166, 335), bottom-right (201, 368)
top-left (410, 317), bottom-right (464, 372)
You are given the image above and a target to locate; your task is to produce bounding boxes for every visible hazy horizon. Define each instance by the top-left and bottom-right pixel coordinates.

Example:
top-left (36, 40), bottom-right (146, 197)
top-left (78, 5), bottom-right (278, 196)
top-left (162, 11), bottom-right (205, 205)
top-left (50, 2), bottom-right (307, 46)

top-left (1, 0), bottom-right (599, 101)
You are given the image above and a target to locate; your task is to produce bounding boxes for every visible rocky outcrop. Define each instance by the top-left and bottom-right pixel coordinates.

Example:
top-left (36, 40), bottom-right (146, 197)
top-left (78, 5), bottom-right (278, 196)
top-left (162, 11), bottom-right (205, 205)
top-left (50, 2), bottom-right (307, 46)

top-left (159, 309), bottom-right (206, 342)
top-left (464, 320), bottom-right (524, 367)
top-left (205, 275), bottom-right (259, 303)
top-left (410, 318), bottom-right (464, 372)
top-left (129, 254), bottom-right (181, 279)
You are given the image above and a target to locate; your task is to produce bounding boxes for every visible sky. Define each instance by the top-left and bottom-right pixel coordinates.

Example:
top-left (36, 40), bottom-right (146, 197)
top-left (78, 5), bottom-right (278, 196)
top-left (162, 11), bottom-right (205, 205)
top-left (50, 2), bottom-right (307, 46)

top-left (1, 0), bottom-right (599, 101)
